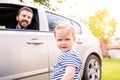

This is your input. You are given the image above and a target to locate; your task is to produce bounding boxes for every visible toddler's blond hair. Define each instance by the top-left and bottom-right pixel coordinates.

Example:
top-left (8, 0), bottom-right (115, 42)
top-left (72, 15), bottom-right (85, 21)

top-left (54, 22), bottom-right (76, 41)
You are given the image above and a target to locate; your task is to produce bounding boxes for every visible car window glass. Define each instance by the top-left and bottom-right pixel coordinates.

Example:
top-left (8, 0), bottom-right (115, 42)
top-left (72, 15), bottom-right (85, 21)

top-left (72, 21), bottom-right (82, 34)
top-left (46, 11), bottom-right (71, 32)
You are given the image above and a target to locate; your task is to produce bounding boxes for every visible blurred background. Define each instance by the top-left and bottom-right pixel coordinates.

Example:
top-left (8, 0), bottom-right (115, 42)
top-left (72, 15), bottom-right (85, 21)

top-left (3, 0), bottom-right (120, 80)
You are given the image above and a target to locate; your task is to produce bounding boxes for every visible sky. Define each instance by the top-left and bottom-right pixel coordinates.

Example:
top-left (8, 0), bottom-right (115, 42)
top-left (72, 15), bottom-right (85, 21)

top-left (51, 0), bottom-right (120, 37)
top-left (77, 0), bottom-right (120, 21)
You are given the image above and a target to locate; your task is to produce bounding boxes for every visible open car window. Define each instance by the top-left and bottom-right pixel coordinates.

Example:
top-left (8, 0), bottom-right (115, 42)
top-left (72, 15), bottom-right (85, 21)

top-left (0, 4), bottom-right (39, 30)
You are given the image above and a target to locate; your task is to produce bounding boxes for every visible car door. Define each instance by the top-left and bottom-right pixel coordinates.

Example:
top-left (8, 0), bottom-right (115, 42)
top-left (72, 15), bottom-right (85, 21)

top-left (0, 30), bottom-right (49, 80)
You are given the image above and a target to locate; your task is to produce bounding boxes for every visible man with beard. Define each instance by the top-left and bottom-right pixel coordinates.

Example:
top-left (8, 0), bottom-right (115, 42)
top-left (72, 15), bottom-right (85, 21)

top-left (16, 7), bottom-right (33, 30)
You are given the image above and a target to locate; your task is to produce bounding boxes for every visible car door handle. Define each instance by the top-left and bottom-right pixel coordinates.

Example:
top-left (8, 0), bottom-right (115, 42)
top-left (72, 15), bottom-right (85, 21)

top-left (27, 39), bottom-right (44, 44)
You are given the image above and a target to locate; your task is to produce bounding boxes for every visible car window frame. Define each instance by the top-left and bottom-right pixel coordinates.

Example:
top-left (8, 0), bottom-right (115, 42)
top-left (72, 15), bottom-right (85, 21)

top-left (0, 3), bottom-right (39, 31)
top-left (46, 11), bottom-right (71, 32)
top-left (46, 11), bottom-right (82, 35)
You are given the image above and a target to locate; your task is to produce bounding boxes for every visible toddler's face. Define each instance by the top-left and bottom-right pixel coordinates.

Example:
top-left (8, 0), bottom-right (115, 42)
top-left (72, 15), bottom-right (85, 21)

top-left (55, 30), bottom-right (74, 52)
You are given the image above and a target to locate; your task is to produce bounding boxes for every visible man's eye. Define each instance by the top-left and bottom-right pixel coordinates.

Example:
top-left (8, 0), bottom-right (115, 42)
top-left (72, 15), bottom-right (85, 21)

top-left (22, 15), bottom-right (26, 17)
top-left (28, 16), bottom-right (32, 19)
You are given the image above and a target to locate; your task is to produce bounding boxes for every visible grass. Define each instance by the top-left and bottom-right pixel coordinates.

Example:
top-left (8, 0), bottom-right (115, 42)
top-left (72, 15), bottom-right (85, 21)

top-left (102, 58), bottom-right (120, 80)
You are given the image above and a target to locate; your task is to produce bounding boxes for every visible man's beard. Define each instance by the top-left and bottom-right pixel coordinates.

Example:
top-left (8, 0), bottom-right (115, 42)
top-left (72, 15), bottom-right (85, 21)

top-left (19, 20), bottom-right (29, 29)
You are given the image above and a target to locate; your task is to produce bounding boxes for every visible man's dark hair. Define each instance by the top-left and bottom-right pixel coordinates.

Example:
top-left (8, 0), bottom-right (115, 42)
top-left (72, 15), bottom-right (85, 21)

top-left (18, 7), bottom-right (33, 15)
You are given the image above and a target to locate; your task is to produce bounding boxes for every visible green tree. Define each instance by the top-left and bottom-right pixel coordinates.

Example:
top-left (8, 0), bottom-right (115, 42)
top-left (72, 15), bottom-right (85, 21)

top-left (88, 8), bottom-right (117, 43)
top-left (34, 0), bottom-right (50, 7)
top-left (88, 8), bottom-right (117, 58)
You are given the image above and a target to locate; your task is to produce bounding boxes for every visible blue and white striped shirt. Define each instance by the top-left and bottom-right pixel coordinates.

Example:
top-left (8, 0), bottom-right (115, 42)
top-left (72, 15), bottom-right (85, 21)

top-left (51, 50), bottom-right (82, 80)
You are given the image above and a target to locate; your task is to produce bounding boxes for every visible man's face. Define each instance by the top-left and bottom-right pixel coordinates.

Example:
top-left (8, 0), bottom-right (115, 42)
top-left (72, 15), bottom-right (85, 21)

top-left (16, 10), bottom-right (33, 28)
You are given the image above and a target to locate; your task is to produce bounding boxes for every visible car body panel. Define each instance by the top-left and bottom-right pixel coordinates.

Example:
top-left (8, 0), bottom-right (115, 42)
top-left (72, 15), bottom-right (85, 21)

top-left (0, 30), bottom-right (50, 80)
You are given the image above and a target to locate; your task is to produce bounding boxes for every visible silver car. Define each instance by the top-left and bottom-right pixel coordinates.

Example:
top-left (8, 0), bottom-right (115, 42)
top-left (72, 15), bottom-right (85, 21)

top-left (0, 1), bottom-right (102, 80)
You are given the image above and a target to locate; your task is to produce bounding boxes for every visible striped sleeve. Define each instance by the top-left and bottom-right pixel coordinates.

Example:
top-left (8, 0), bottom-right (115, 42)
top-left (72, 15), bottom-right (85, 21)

top-left (62, 51), bottom-right (82, 70)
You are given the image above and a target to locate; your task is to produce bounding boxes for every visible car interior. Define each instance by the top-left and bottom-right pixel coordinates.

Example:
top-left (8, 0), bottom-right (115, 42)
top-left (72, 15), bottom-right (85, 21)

top-left (0, 4), bottom-right (39, 30)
